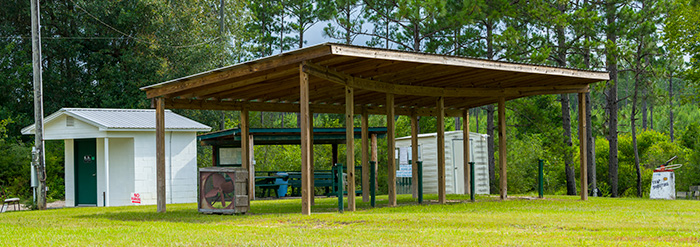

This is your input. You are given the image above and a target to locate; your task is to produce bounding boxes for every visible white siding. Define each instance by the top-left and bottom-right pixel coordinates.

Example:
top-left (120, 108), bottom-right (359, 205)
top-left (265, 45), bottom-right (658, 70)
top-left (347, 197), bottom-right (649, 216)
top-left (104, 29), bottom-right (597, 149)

top-left (472, 134), bottom-right (490, 194)
top-left (108, 138), bottom-right (135, 206)
top-left (64, 139), bottom-right (75, 207)
top-left (43, 115), bottom-right (105, 140)
top-left (97, 139), bottom-right (105, 206)
top-left (166, 132), bottom-right (198, 204)
top-left (122, 131), bottom-right (198, 205)
top-left (131, 131), bottom-right (157, 205)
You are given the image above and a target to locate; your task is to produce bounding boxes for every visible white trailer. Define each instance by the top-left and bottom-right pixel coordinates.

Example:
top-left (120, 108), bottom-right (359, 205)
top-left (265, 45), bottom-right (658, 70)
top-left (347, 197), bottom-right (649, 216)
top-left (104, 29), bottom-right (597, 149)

top-left (395, 131), bottom-right (490, 195)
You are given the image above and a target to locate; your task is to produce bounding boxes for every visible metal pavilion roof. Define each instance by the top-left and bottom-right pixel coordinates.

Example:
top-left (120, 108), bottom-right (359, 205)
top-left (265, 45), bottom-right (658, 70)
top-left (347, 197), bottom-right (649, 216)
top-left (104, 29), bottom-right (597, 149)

top-left (140, 43), bottom-right (608, 117)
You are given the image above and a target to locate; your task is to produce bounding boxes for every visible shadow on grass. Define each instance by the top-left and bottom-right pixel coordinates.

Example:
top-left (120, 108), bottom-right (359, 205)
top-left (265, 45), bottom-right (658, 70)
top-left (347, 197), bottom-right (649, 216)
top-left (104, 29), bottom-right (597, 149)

top-left (74, 195), bottom-right (461, 224)
top-left (74, 194), bottom-right (494, 223)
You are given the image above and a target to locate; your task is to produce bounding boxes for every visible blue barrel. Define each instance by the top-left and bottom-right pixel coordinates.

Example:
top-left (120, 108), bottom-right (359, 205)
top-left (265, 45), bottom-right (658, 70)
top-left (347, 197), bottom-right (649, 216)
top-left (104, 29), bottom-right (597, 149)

top-left (275, 172), bottom-right (289, 197)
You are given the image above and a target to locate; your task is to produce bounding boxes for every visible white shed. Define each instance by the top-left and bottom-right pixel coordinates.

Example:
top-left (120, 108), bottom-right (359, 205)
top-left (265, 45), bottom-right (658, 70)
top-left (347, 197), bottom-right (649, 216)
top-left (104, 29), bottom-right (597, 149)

top-left (395, 131), bottom-right (490, 195)
top-left (22, 108), bottom-right (211, 207)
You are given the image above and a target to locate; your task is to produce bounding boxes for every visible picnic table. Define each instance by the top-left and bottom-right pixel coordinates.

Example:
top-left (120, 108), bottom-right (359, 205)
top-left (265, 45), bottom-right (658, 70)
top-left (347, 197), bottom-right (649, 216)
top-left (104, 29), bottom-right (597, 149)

top-left (255, 174), bottom-right (288, 198)
top-left (255, 165), bottom-right (365, 198)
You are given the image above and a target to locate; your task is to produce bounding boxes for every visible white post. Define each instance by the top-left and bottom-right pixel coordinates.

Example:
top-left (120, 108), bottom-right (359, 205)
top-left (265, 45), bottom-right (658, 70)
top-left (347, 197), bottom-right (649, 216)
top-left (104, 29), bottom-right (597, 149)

top-left (104, 137), bottom-right (110, 206)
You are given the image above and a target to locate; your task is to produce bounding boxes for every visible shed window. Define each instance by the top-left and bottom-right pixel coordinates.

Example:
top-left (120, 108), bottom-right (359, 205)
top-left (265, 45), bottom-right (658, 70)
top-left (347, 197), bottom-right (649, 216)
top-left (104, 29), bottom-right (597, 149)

top-left (66, 116), bottom-right (74, 127)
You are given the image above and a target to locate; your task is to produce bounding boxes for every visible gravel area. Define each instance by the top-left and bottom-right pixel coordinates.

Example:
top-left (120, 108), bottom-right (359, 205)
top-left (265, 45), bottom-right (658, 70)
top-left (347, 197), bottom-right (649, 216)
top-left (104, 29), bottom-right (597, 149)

top-left (2, 200), bottom-right (65, 212)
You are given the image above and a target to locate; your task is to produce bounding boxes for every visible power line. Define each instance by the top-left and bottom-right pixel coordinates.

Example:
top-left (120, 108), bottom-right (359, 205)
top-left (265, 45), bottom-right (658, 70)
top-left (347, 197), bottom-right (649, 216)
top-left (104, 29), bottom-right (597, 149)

top-left (1, 36), bottom-right (131, 40)
top-left (67, 0), bottom-right (221, 49)
top-left (1, 36), bottom-right (232, 41)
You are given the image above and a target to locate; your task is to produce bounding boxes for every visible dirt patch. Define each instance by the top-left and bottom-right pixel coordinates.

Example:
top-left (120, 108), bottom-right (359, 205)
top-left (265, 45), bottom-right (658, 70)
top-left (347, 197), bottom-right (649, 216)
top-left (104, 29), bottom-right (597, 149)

top-left (2, 200), bottom-right (64, 212)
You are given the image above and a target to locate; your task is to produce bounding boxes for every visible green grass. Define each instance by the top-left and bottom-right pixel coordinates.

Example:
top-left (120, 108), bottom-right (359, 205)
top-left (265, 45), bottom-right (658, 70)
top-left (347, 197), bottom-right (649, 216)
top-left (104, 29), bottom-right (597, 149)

top-left (2, 194), bottom-right (700, 246)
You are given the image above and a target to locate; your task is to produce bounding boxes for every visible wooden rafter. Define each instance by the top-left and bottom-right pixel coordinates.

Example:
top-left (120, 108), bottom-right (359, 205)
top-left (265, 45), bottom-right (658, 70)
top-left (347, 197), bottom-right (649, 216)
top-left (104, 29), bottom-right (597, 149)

top-left (143, 46), bottom-right (332, 98)
top-left (302, 62), bottom-right (589, 99)
top-left (164, 98), bottom-right (465, 117)
top-left (330, 45), bottom-right (609, 80)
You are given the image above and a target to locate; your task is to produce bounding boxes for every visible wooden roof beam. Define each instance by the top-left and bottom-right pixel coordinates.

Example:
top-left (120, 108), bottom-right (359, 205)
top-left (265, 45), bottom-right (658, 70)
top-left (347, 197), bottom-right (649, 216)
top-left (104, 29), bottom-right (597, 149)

top-left (329, 44), bottom-right (610, 81)
top-left (142, 45), bottom-right (332, 98)
top-left (164, 98), bottom-right (462, 117)
top-left (302, 62), bottom-right (590, 98)
top-left (181, 65), bottom-right (300, 99)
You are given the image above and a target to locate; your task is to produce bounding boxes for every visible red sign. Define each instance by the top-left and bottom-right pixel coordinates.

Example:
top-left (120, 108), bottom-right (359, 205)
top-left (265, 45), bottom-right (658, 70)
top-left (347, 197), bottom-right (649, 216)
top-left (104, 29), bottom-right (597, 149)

top-left (131, 193), bottom-right (141, 204)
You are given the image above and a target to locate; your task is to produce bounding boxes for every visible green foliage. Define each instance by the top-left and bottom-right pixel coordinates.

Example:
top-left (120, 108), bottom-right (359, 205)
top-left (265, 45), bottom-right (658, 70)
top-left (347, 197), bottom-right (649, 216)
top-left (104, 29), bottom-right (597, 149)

top-left (0, 139), bottom-right (31, 199)
top-left (676, 123), bottom-right (700, 190)
top-left (503, 134), bottom-right (545, 194)
top-left (665, 0), bottom-right (700, 90)
top-left (317, 0), bottom-right (364, 44)
top-left (592, 130), bottom-right (690, 197)
top-left (363, 0), bottom-right (476, 52)
top-left (284, 0), bottom-right (320, 48)
top-left (246, 0), bottom-right (285, 57)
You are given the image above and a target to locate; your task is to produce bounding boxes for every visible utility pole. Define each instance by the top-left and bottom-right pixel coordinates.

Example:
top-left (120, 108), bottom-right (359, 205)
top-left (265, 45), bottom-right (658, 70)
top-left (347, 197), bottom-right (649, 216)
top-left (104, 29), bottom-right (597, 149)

top-left (220, 0), bottom-right (224, 36)
top-left (31, 0), bottom-right (47, 210)
top-left (218, 0), bottom-right (226, 131)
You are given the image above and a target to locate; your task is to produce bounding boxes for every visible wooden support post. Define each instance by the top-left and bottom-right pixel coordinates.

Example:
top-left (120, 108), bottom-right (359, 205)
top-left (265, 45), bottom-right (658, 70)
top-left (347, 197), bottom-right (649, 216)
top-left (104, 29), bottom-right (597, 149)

top-left (248, 134), bottom-right (255, 199)
top-left (361, 109), bottom-right (369, 202)
top-left (410, 111), bottom-right (419, 199)
top-left (241, 107), bottom-right (252, 200)
top-left (310, 112), bottom-right (315, 206)
top-left (300, 63), bottom-right (312, 215)
top-left (386, 93), bottom-right (397, 207)
top-left (155, 97), bottom-right (166, 213)
top-left (371, 134), bottom-right (378, 189)
top-left (437, 97), bottom-right (446, 204)
top-left (345, 86), bottom-right (356, 211)
top-left (498, 97), bottom-right (507, 200)
top-left (212, 146), bottom-right (218, 166)
top-left (579, 92), bottom-right (588, 201)
top-left (463, 109), bottom-right (470, 195)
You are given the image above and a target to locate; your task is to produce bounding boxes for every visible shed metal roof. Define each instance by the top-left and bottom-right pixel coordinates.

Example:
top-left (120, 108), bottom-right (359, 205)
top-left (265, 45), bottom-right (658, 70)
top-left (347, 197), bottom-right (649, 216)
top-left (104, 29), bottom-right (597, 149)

top-left (21, 108), bottom-right (211, 134)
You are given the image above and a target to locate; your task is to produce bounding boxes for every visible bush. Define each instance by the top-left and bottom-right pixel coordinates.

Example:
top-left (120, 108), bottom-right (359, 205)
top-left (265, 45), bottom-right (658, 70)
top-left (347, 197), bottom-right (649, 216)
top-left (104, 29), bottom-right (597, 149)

top-left (0, 138), bottom-right (32, 199)
top-left (0, 117), bottom-right (65, 201)
top-left (592, 130), bottom-right (689, 197)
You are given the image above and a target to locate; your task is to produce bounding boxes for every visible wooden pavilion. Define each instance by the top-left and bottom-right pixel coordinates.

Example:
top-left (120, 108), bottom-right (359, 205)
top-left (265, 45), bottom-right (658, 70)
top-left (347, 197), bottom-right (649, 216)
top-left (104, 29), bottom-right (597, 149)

top-left (140, 43), bottom-right (609, 214)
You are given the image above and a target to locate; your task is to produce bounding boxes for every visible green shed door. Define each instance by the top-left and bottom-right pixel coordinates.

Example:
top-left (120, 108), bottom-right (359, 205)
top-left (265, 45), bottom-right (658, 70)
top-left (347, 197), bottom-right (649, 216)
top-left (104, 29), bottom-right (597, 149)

top-left (75, 139), bottom-right (97, 205)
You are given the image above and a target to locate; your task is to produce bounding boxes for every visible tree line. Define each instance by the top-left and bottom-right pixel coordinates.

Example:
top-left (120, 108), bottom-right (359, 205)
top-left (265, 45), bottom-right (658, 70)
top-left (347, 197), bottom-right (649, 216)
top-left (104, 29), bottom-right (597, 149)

top-left (0, 0), bottom-right (698, 200)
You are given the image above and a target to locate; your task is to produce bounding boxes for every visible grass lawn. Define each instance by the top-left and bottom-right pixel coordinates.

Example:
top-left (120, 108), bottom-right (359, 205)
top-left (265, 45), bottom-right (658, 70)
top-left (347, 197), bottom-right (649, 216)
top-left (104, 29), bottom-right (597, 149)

top-left (2, 194), bottom-right (699, 246)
